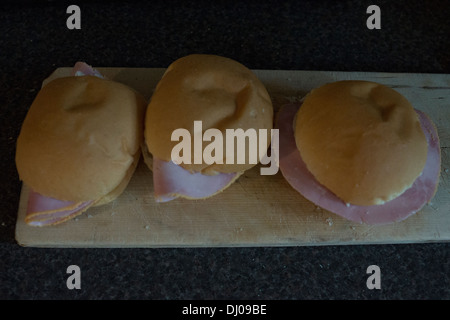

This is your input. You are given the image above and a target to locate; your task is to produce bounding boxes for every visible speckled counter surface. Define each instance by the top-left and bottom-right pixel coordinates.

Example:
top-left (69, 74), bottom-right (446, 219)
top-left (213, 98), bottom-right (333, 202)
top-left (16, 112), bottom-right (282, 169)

top-left (0, 0), bottom-right (449, 300)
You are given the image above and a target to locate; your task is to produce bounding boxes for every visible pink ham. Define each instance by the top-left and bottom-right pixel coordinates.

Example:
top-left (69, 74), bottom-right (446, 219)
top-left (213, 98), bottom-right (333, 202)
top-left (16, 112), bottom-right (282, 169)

top-left (277, 103), bottom-right (441, 225)
top-left (153, 157), bottom-right (239, 202)
top-left (71, 61), bottom-right (104, 78)
top-left (25, 62), bottom-right (104, 226)
top-left (25, 190), bottom-right (95, 226)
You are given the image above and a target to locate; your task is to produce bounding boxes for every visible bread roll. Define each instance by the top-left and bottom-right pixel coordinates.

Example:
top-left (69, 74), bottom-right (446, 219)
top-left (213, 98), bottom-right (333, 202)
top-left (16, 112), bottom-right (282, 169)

top-left (294, 80), bottom-right (428, 206)
top-left (16, 75), bottom-right (146, 202)
top-left (144, 54), bottom-right (273, 175)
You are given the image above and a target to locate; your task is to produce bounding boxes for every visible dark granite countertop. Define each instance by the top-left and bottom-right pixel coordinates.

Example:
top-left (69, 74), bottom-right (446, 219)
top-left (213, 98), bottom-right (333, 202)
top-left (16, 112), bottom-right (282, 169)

top-left (1, 0), bottom-right (449, 300)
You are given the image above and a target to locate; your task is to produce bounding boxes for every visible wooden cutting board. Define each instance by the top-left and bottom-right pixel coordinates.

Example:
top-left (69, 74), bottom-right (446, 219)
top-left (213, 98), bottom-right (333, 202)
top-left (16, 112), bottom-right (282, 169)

top-left (15, 67), bottom-right (450, 247)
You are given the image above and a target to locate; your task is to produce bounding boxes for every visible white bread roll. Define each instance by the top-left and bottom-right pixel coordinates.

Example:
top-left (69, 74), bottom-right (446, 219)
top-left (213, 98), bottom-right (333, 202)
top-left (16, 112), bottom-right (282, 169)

top-left (144, 54), bottom-right (273, 175)
top-left (16, 75), bottom-right (146, 203)
top-left (294, 80), bottom-right (428, 206)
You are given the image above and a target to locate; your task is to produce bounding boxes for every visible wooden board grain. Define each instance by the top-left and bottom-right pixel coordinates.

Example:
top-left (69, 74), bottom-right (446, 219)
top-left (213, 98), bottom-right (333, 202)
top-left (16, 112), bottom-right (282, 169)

top-left (15, 68), bottom-right (450, 247)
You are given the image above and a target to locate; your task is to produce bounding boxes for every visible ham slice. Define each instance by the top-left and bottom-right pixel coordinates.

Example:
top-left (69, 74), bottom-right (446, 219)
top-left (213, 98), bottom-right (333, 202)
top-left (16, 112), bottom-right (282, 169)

top-left (25, 190), bottom-right (95, 226)
top-left (71, 61), bottom-right (104, 78)
top-left (277, 103), bottom-right (441, 225)
top-left (153, 157), bottom-right (239, 202)
top-left (25, 62), bottom-right (104, 226)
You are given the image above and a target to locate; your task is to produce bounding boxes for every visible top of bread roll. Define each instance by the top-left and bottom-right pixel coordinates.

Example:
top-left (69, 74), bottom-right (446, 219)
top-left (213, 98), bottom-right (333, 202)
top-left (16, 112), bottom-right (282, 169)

top-left (16, 75), bottom-right (146, 202)
top-left (294, 80), bottom-right (428, 206)
top-left (144, 54), bottom-right (273, 175)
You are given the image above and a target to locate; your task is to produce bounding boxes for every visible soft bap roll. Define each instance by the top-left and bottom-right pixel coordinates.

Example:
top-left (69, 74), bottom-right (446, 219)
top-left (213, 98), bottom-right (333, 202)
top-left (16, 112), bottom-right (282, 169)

top-left (16, 62), bottom-right (146, 226)
top-left (277, 80), bottom-right (441, 225)
top-left (143, 54), bottom-right (274, 201)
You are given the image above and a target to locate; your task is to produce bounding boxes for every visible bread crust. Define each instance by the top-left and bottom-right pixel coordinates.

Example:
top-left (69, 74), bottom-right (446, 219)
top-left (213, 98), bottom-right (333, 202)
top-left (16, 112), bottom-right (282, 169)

top-left (16, 75), bottom-right (146, 202)
top-left (144, 54), bottom-right (273, 174)
top-left (294, 80), bottom-right (428, 206)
